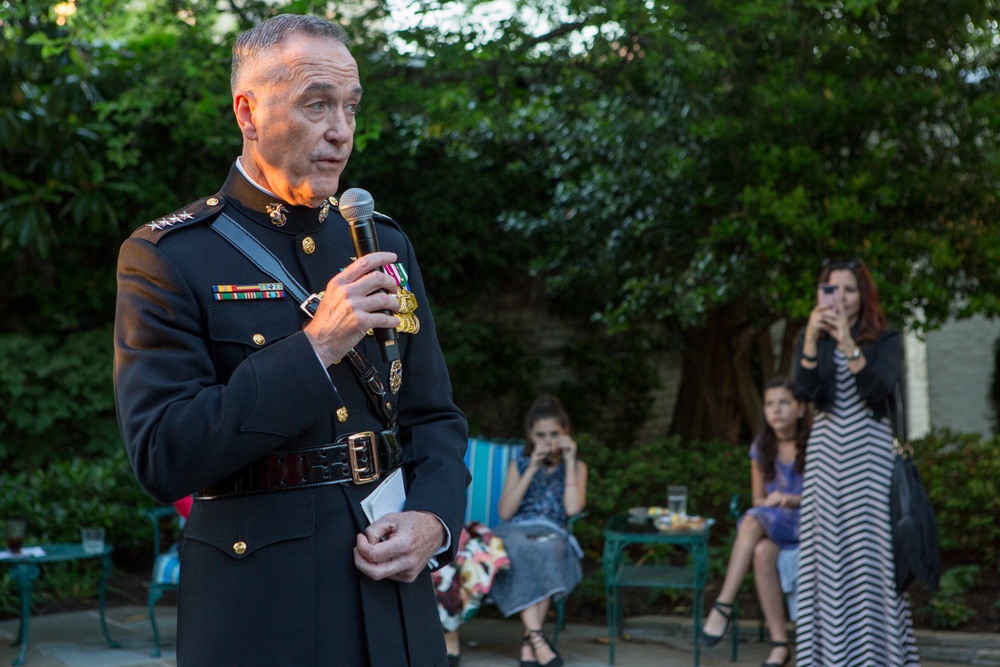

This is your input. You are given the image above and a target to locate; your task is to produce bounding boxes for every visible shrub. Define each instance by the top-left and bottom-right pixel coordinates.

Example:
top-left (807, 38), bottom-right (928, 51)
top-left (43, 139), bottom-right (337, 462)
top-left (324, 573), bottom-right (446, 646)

top-left (0, 448), bottom-right (155, 616)
top-left (916, 430), bottom-right (1000, 563)
top-left (0, 328), bottom-right (119, 469)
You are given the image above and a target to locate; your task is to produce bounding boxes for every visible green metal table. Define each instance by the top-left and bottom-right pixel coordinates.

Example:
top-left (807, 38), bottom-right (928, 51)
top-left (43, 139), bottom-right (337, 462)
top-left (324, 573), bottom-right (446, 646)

top-left (603, 514), bottom-right (714, 666)
top-left (1, 543), bottom-right (120, 666)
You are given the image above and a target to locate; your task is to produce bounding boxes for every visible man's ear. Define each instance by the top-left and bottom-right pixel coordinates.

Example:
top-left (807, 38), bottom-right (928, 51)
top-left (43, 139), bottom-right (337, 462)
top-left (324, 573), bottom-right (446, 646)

top-left (233, 91), bottom-right (258, 141)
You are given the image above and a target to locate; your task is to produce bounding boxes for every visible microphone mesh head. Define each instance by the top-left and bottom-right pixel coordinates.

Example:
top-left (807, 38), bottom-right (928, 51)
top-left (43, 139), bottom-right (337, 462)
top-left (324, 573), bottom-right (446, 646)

top-left (339, 188), bottom-right (375, 223)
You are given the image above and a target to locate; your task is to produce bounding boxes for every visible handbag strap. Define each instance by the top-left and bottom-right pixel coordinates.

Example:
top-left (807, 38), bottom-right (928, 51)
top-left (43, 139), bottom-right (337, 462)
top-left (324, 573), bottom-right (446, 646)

top-left (886, 382), bottom-right (913, 458)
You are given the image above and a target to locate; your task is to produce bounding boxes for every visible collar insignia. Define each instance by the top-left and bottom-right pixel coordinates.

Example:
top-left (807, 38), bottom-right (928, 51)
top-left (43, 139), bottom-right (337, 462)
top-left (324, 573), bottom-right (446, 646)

top-left (318, 196), bottom-right (338, 224)
top-left (267, 203), bottom-right (288, 227)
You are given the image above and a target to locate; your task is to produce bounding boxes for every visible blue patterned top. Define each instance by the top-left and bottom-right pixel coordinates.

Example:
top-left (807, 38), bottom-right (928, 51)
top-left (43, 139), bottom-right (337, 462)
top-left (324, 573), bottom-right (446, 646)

top-left (508, 453), bottom-right (568, 526)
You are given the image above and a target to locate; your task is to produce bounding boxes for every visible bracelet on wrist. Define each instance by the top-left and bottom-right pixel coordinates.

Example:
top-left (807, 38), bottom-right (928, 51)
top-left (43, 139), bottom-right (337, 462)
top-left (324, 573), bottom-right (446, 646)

top-left (800, 352), bottom-right (818, 362)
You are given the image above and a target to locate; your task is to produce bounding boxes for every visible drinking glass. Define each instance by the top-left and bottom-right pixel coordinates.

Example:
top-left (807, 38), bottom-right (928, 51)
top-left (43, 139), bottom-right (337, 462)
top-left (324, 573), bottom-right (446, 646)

top-left (6, 519), bottom-right (26, 555)
top-left (81, 527), bottom-right (106, 554)
top-left (667, 485), bottom-right (688, 517)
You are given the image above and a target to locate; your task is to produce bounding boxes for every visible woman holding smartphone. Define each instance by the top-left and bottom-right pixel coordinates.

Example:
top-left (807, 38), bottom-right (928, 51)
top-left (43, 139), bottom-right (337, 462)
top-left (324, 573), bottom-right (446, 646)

top-left (793, 258), bottom-right (919, 666)
top-left (490, 394), bottom-right (588, 667)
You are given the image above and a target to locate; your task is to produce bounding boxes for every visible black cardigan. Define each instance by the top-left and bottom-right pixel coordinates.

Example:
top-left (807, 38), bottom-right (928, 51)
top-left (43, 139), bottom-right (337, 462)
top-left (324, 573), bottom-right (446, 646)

top-left (792, 325), bottom-right (902, 424)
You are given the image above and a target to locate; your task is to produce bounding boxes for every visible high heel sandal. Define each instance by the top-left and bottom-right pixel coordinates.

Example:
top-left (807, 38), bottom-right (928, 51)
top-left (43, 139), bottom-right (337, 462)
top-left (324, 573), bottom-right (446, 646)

top-left (519, 632), bottom-right (539, 667)
top-left (761, 640), bottom-right (791, 667)
top-left (526, 629), bottom-right (563, 667)
top-left (697, 600), bottom-right (734, 647)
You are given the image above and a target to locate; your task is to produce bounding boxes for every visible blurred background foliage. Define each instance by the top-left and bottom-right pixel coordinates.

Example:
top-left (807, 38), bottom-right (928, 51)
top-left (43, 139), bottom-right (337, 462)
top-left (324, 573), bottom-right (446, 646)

top-left (2, 0), bottom-right (1000, 627)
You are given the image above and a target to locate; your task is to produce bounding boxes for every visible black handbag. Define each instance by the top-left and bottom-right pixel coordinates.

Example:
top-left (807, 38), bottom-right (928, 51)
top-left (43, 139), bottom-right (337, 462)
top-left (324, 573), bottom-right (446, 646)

top-left (888, 387), bottom-right (941, 595)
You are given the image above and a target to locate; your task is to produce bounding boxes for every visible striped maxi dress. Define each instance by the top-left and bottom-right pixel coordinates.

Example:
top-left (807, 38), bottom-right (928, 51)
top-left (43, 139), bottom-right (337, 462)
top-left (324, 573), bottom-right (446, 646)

top-left (796, 350), bottom-right (920, 666)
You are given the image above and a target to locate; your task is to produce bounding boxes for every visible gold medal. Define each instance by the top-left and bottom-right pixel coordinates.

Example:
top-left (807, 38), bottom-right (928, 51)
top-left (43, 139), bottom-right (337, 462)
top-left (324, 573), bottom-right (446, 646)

top-left (389, 359), bottom-right (403, 395)
top-left (397, 313), bottom-right (421, 334)
top-left (398, 287), bottom-right (418, 315)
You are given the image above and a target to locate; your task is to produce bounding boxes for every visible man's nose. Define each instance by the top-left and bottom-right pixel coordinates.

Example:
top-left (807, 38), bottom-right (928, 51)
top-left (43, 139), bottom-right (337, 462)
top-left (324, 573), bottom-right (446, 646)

top-left (325, 110), bottom-right (353, 143)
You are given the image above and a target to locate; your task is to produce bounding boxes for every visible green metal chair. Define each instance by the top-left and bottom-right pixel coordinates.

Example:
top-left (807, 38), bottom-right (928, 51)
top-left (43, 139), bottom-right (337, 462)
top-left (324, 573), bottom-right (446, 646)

top-left (144, 506), bottom-right (182, 657)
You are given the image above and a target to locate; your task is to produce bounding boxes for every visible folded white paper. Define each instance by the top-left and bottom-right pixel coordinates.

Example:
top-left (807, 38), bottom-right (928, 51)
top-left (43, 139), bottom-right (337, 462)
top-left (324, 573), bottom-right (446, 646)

top-left (361, 467), bottom-right (406, 524)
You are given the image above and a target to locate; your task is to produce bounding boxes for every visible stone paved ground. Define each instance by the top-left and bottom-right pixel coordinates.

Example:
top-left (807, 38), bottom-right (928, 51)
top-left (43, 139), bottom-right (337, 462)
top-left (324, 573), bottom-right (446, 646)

top-left (0, 605), bottom-right (993, 667)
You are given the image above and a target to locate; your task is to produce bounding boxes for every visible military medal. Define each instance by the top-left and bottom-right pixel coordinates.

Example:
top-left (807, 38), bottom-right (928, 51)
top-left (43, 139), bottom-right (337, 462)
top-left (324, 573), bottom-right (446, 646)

top-left (389, 359), bottom-right (403, 395)
top-left (212, 282), bottom-right (285, 301)
top-left (384, 263), bottom-right (421, 334)
top-left (267, 203), bottom-right (288, 227)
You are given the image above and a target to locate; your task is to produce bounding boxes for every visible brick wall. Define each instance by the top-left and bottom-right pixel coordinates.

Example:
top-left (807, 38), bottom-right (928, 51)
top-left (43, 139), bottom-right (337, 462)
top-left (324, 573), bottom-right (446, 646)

top-left (924, 315), bottom-right (1000, 438)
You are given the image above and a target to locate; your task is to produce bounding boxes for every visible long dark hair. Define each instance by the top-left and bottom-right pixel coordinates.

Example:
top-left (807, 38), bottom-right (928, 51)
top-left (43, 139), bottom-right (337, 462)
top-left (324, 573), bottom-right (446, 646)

top-left (817, 257), bottom-right (888, 345)
top-left (522, 394), bottom-right (571, 457)
top-left (756, 376), bottom-right (810, 481)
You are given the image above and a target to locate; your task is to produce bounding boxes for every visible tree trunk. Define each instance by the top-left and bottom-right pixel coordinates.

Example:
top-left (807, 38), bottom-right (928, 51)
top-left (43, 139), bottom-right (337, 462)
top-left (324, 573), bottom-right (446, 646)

top-left (669, 301), bottom-right (762, 442)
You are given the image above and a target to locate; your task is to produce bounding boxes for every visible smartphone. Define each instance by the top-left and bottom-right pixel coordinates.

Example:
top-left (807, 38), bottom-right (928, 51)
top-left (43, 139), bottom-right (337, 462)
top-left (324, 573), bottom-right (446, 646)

top-left (818, 283), bottom-right (838, 309)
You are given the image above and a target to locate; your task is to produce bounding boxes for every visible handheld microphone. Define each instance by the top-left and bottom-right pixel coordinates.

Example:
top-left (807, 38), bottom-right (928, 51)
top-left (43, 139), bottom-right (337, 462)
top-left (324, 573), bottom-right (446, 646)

top-left (339, 188), bottom-right (400, 363)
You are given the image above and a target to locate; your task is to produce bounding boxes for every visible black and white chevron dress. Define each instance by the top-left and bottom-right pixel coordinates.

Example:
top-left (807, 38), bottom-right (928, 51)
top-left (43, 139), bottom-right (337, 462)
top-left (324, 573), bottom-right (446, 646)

top-left (796, 350), bottom-right (920, 666)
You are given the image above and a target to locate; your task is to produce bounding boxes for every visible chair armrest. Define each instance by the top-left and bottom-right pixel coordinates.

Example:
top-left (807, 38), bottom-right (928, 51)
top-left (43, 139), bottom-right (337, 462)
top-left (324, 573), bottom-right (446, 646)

top-left (566, 511), bottom-right (588, 535)
top-left (729, 493), bottom-right (742, 519)
top-left (144, 506), bottom-right (179, 556)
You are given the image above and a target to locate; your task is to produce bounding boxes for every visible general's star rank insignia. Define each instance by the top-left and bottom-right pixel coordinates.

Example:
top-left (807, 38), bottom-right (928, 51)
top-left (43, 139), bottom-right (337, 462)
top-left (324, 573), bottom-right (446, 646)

top-left (146, 210), bottom-right (194, 230)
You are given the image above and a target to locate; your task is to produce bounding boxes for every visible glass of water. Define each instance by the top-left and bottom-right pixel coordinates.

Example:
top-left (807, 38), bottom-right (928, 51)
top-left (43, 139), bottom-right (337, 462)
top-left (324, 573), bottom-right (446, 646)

top-left (81, 527), bottom-right (105, 554)
top-left (667, 485), bottom-right (688, 517)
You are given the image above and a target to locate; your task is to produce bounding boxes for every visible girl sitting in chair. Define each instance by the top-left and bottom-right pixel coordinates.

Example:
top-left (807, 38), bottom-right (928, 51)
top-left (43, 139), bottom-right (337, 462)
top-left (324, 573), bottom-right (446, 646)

top-left (490, 395), bottom-right (588, 667)
top-left (699, 376), bottom-right (810, 667)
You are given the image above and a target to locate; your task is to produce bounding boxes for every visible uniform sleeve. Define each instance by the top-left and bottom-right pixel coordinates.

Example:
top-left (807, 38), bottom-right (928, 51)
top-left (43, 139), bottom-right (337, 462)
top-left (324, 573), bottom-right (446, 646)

top-left (114, 236), bottom-right (343, 503)
top-left (392, 237), bottom-right (470, 564)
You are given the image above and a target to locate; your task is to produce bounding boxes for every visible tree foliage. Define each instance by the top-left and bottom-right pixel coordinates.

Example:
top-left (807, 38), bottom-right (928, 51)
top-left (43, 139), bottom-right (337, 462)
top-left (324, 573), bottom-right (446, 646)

top-left (389, 0), bottom-right (1000, 439)
top-left (3, 0), bottom-right (1000, 448)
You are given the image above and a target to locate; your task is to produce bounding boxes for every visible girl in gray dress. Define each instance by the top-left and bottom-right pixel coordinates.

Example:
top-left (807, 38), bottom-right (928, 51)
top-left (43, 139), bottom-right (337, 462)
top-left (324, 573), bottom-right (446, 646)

top-left (490, 395), bottom-right (588, 667)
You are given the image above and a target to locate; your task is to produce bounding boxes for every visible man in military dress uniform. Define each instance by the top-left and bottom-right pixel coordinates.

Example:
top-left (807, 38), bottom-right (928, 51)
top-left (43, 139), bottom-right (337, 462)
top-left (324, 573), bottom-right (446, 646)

top-left (114, 14), bottom-right (469, 666)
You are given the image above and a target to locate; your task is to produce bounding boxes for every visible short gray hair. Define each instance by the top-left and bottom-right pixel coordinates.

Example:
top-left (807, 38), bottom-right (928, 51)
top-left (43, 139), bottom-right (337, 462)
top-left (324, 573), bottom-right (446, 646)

top-left (231, 14), bottom-right (350, 93)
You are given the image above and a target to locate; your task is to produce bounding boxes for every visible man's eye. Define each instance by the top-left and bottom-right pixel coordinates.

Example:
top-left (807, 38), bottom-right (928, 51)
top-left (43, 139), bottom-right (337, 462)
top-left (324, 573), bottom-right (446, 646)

top-left (346, 103), bottom-right (360, 115)
top-left (307, 101), bottom-right (326, 112)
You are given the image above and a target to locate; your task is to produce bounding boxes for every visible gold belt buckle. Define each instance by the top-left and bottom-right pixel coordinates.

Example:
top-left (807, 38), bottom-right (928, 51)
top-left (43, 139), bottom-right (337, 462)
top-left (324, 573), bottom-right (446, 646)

top-left (348, 431), bottom-right (381, 485)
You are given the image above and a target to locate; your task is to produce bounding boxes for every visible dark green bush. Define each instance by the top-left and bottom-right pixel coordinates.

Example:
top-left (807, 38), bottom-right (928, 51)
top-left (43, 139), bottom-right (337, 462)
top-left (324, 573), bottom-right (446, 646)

top-left (916, 430), bottom-right (1000, 563)
top-left (0, 449), bottom-right (151, 551)
top-left (0, 328), bottom-right (119, 468)
top-left (0, 448), bottom-right (155, 616)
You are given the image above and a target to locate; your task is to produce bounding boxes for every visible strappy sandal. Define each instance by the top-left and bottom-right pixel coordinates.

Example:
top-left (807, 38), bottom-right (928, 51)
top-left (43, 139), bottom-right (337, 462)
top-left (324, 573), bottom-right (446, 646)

top-left (519, 632), bottom-right (539, 667)
top-left (697, 600), bottom-right (734, 647)
top-left (761, 640), bottom-right (791, 667)
top-left (526, 629), bottom-right (563, 667)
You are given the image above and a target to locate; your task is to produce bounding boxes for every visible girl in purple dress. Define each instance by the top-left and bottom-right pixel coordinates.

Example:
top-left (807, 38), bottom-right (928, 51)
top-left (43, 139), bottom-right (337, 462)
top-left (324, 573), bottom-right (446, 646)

top-left (699, 376), bottom-right (810, 667)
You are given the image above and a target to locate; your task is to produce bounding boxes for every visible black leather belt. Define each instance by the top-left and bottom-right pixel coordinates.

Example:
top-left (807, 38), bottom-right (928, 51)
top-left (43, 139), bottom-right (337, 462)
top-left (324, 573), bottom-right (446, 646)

top-left (197, 428), bottom-right (402, 500)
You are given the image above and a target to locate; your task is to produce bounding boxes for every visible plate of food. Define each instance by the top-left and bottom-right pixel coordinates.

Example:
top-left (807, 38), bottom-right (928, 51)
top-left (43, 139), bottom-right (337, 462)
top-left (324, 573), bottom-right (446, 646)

top-left (627, 506), bottom-right (648, 523)
top-left (653, 515), bottom-right (715, 533)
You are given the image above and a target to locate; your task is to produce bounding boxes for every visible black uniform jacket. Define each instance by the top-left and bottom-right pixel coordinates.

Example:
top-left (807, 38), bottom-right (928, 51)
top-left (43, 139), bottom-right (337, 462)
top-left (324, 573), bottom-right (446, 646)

top-left (793, 325), bottom-right (902, 423)
top-left (114, 166), bottom-right (470, 666)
